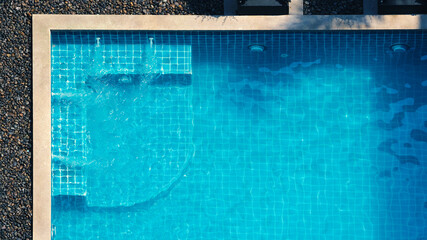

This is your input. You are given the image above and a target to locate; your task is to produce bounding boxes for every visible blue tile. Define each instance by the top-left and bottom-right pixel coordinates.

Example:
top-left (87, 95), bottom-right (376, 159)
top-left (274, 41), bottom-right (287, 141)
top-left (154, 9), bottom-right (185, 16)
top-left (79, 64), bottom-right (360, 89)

top-left (51, 30), bottom-right (427, 240)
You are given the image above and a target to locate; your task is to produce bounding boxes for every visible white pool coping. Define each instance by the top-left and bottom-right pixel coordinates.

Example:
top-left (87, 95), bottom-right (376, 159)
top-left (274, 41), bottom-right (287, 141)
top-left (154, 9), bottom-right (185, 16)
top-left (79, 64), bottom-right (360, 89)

top-left (32, 14), bottom-right (427, 240)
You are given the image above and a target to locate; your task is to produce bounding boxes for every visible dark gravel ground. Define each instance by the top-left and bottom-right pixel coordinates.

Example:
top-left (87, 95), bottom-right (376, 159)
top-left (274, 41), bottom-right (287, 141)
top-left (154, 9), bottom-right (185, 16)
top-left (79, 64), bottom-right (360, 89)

top-left (0, 1), bottom-right (222, 239)
top-left (304, 0), bottom-right (363, 15)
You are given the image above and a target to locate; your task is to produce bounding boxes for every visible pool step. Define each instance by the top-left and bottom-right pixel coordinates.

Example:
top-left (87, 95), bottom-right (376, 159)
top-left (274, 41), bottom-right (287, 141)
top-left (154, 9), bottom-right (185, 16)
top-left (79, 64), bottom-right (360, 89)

top-left (90, 73), bottom-right (192, 87)
top-left (149, 73), bottom-right (192, 86)
top-left (52, 161), bottom-right (87, 196)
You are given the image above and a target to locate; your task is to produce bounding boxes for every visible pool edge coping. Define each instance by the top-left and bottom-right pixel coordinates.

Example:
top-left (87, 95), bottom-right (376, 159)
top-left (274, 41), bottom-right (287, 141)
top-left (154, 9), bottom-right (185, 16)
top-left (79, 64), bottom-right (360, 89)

top-left (32, 14), bottom-right (427, 240)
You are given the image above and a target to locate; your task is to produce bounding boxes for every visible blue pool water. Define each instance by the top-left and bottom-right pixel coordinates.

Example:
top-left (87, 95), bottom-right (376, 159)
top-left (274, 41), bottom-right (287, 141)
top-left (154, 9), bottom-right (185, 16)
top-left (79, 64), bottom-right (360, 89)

top-left (51, 31), bottom-right (427, 239)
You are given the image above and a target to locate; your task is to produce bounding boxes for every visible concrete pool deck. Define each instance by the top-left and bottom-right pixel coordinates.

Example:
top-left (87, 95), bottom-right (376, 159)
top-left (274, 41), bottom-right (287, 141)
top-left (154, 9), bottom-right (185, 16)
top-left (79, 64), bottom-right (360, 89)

top-left (33, 14), bottom-right (427, 240)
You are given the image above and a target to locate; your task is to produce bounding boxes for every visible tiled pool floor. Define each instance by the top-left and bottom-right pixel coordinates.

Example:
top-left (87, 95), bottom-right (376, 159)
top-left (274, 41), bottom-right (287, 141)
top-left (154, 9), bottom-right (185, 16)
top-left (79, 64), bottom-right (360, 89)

top-left (51, 31), bottom-right (427, 240)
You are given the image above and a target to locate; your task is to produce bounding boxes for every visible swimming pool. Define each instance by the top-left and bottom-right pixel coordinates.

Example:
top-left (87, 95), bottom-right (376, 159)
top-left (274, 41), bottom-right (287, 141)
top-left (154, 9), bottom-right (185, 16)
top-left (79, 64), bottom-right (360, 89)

top-left (48, 28), bottom-right (427, 239)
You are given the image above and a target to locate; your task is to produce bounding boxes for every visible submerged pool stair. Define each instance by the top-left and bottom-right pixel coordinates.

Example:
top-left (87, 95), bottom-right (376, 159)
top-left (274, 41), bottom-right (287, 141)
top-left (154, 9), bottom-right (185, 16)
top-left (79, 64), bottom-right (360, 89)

top-left (52, 160), bottom-right (87, 196)
top-left (51, 95), bottom-right (88, 197)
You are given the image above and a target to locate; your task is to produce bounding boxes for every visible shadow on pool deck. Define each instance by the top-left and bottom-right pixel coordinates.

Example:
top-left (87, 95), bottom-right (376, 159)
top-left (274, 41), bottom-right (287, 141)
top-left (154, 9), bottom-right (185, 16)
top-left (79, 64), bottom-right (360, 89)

top-left (280, 15), bottom-right (427, 30)
top-left (188, 14), bottom-right (427, 30)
